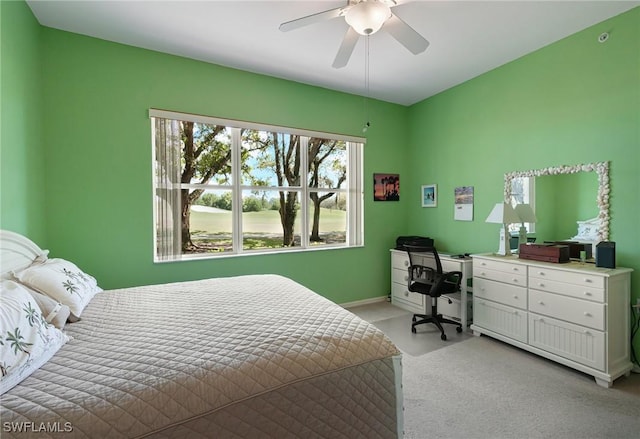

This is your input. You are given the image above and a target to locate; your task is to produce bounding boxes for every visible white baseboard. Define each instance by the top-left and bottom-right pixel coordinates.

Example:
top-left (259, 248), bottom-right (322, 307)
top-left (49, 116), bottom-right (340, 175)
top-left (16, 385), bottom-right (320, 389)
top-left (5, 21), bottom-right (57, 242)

top-left (340, 295), bottom-right (389, 309)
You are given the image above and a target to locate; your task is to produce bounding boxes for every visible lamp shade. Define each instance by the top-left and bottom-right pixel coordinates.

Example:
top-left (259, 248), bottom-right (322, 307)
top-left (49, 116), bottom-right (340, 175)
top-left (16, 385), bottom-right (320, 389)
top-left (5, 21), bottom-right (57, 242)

top-left (485, 202), bottom-right (521, 224)
top-left (515, 204), bottom-right (537, 223)
top-left (345, 1), bottom-right (391, 35)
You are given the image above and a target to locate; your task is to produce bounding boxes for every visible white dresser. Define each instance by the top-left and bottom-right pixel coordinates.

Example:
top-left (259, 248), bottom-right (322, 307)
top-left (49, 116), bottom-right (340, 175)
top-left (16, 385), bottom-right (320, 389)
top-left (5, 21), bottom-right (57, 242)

top-left (471, 253), bottom-right (633, 387)
top-left (390, 249), bottom-right (472, 331)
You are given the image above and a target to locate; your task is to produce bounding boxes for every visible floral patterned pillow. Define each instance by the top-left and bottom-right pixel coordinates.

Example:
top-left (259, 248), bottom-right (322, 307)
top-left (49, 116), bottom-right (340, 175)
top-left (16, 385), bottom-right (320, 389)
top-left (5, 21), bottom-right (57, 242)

top-left (13, 258), bottom-right (103, 318)
top-left (23, 286), bottom-right (71, 329)
top-left (0, 281), bottom-right (69, 395)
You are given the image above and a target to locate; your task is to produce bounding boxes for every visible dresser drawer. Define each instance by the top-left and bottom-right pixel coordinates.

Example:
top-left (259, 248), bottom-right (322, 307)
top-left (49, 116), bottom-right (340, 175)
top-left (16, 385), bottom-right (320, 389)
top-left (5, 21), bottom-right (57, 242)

top-left (528, 277), bottom-right (605, 303)
top-left (529, 289), bottom-right (605, 330)
top-left (529, 314), bottom-right (605, 371)
top-left (391, 252), bottom-right (410, 270)
top-left (529, 267), bottom-right (604, 289)
top-left (474, 266), bottom-right (527, 287)
top-left (391, 282), bottom-right (424, 307)
top-left (474, 297), bottom-right (527, 343)
top-left (474, 258), bottom-right (526, 276)
top-left (392, 267), bottom-right (410, 285)
top-left (474, 277), bottom-right (527, 309)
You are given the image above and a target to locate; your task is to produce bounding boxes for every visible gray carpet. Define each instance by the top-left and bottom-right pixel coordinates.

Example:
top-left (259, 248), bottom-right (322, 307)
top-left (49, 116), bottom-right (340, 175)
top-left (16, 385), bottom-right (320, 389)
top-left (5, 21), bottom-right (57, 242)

top-left (348, 301), bottom-right (640, 438)
top-left (401, 336), bottom-right (640, 439)
top-left (372, 313), bottom-right (472, 357)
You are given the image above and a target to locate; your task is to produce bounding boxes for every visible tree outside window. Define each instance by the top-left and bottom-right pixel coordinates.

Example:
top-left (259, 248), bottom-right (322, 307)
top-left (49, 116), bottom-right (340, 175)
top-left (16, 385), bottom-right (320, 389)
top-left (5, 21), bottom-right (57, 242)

top-left (152, 110), bottom-right (362, 262)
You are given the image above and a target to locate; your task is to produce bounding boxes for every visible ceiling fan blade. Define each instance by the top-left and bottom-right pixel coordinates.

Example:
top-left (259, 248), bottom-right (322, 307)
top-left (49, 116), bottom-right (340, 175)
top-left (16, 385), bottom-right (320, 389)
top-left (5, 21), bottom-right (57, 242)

top-left (332, 27), bottom-right (359, 69)
top-left (384, 13), bottom-right (429, 54)
top-left (279, 7), bottom-right (344, 32)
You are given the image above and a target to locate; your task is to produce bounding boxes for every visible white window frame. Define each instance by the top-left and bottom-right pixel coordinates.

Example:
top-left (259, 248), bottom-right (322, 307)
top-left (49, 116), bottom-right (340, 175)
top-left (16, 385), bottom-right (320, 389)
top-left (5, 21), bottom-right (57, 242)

top-left (150, 108), bottom-right (364, 262)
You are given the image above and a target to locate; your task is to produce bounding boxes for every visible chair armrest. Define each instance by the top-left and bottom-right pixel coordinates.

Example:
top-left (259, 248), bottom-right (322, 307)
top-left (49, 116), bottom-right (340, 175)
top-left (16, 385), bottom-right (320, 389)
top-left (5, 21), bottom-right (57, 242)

top-left (434, 271), bottom-right (462, 294)
top-left (442, 270), bottom-right (462, 285)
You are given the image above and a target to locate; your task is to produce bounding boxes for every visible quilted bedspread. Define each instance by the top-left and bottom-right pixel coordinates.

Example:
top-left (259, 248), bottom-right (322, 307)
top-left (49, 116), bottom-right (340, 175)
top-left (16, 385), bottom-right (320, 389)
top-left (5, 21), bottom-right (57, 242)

top-left (1, 275), bottom-right (401, 438)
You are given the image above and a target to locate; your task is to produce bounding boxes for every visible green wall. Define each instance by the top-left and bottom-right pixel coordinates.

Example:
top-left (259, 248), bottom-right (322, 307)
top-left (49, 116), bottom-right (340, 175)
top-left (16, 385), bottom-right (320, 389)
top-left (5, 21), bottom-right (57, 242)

top-left (1, 0), bottom-right (638, 331)
top-left (407, 7), bottom-right (639, 281)
top-left (33, 19), bottom-right (410, 303)
top-left (406, 5), bottom-right (639, 356)
top-left (0, 0), bottom-right (46, 243)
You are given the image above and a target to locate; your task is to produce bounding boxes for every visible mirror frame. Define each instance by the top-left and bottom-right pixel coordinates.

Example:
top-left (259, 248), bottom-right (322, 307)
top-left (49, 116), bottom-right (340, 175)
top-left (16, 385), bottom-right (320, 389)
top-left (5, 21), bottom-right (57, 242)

top-left (504, 161), bottom-right (610, 242)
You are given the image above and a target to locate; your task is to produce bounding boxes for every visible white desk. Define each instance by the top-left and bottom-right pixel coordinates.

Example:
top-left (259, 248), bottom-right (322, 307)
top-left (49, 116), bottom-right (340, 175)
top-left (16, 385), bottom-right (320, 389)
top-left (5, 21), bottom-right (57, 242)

top-left (390, 249), bottom-right (473, 331)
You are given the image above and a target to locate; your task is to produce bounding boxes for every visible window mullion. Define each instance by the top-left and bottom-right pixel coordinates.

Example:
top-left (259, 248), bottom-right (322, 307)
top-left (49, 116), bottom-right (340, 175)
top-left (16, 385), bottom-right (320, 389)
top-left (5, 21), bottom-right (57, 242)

top-left (348, 142), bottom-right (363, 246)
top-left (300, 136), bottom-right (309, 248)
top-left (231, 127), bottom-right (243, 253)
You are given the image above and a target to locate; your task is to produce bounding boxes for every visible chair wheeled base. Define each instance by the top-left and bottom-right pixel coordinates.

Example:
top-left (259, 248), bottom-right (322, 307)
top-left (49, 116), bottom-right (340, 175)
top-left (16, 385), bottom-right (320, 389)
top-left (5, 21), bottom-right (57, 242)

top-left (411, 312), bottom-right (462, 341)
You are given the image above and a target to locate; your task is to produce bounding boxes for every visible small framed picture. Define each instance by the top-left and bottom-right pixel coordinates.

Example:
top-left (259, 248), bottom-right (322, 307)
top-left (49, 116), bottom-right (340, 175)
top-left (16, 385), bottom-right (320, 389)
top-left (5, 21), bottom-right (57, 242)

top-left (421, 184), bottom-right (437, 207)
top-left (454, 186), bottom-right (474, 221)
top-left (373, 173), bottom-right (400, 201)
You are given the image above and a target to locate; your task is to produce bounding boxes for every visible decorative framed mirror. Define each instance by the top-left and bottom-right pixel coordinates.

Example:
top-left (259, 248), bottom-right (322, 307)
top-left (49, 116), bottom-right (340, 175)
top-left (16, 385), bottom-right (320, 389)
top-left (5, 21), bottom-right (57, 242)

top-left (504, 161), bottom-right (610, 242)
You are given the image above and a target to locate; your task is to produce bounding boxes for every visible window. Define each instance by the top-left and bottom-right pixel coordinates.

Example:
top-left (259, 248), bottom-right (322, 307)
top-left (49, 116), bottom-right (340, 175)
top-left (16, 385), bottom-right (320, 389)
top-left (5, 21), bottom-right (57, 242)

top-left (508, 176), bottom-right (536, 234)
top-left (151, 109), bottom-right (364, 262)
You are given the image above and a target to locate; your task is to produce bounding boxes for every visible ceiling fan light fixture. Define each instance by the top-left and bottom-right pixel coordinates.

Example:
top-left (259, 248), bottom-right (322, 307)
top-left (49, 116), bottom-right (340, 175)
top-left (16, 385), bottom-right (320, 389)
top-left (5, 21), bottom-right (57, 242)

top-left (345, 1), bottom-right (391, 36)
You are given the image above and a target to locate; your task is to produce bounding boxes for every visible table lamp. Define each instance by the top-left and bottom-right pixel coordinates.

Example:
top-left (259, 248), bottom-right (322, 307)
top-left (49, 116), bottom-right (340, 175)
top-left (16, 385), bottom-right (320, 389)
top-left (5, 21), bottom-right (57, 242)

top-left (485, 202), bottom-right (521, 256)
top-left (514, 204), bottom-right (537, 248)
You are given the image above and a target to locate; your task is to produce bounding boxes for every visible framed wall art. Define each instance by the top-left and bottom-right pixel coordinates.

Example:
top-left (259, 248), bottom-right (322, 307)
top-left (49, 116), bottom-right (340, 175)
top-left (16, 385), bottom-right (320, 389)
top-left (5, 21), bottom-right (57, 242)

top-left (421, 184), bottom-right (437, 207)
top-left (454, 186), bottom-right (474, 221)
top-left (373, 173), bottom-right (400, 201)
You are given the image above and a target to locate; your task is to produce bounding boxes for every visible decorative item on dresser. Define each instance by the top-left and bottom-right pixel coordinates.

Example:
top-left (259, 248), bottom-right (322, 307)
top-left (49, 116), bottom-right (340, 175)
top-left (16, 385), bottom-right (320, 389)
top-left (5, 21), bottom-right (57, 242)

top-left (518, 243), bottom-right (570, 263)
top-left (514, 203), bottom-right (537, 247)
top-left (390, 248), bottom-right (472, 331)
top-left (471, 253), bottom-right (633, 388)
top-left (485, 202), bottom-right (521, 256)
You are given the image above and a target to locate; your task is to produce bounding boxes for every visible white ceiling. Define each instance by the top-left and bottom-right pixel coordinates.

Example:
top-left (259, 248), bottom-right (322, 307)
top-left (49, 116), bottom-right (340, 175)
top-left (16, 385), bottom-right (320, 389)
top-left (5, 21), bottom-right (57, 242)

top-left (27, 0), bottom-right (639, 106)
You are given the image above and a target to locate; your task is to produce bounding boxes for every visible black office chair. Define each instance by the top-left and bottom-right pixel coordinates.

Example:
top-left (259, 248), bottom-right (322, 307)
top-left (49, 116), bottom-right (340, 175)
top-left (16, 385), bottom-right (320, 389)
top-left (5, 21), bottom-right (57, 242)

top-left (404, 244), bottom-right (463, 340)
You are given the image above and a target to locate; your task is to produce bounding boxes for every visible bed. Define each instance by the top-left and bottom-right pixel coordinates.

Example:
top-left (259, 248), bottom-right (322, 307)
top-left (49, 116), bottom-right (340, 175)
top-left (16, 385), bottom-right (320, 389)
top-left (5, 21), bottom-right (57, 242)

top-left (0, 230), bottom-right (402, 438)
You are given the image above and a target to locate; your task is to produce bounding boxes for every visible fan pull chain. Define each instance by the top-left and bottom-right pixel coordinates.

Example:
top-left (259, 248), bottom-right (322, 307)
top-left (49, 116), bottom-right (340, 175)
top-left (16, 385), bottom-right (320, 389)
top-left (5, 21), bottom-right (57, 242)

top-left (363, 35), bottom-right (371, 133)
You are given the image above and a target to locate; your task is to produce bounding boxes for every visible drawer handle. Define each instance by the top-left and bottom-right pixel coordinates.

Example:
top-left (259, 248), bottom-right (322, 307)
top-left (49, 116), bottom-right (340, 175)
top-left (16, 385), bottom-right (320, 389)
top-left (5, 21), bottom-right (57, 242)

top-left (538, 283), bottom-right (545, 288)
top-left (512, 267), bottom-right (519, 271)
top-left (404, 261), bottom-right (409, 267)
top-left (481, 272), bottom-right (486, 276)
top-left (513, 310), bottom-right (519, 315)
top-left (513, 295), bottom-right (518, 299)
top-left (584, 330), bottom-right (592, 336)
top-left (538, 301), bottom-right (544, 305)
top-left (584, 312), bottom-right (592, 317)
top-left (481, 262), bottom-right (487, 266)
top-left (512, 278), bottom-right (519, 283)
top-left (583, 291), bottom-right (592, 296)
top-left (584, 278), bottom-right (592, 283)
top-left (538, 271), bottom-right (545, 276)
top-left (480, 287), bottom-right (486, 292)
top-left (404, 291), bottom-right (409, 297)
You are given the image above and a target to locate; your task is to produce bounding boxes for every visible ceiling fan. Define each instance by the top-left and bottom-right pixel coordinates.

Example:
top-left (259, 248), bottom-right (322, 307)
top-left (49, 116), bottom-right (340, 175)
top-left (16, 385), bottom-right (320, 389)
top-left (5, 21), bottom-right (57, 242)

top-left (279, 0), bottom-right (429, 69)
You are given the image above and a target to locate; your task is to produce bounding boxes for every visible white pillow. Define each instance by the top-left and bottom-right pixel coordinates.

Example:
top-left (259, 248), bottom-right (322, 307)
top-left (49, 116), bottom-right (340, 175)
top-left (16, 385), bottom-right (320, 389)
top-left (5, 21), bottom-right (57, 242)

top-left (13, 258), bottom-right (102, 317)
top-left (23, 286), bottom-right (71, 329)
top-left (0, 281), bottom-right (69, 395)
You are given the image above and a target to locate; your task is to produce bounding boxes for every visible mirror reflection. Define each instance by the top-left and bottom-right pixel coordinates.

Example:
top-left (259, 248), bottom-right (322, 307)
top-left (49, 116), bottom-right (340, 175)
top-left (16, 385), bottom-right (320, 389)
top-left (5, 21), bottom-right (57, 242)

top-left (504, 162), bottom-right (610, 249)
